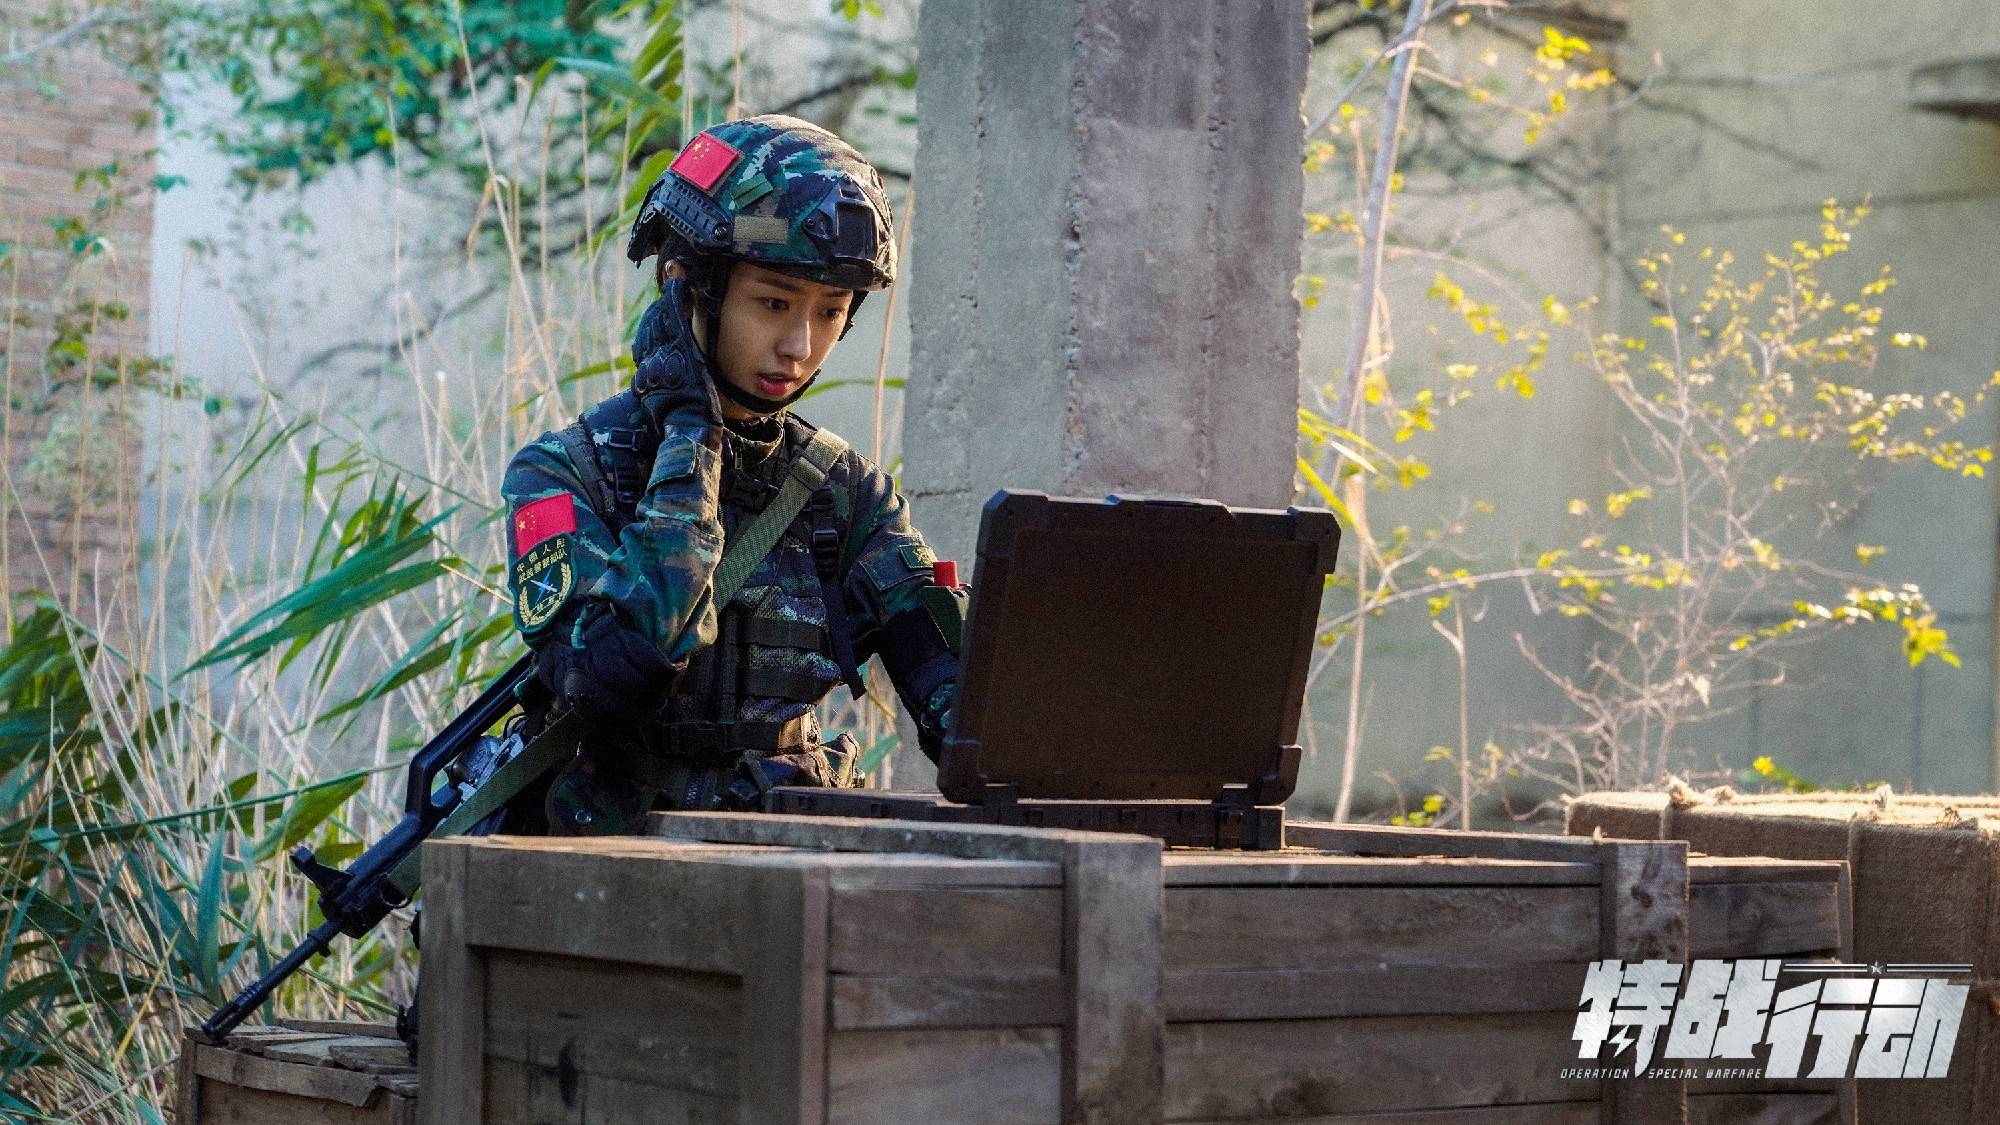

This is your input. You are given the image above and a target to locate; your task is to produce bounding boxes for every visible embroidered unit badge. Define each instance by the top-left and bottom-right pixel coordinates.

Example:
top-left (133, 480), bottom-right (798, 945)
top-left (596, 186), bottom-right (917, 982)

top-left (513, 534), bottom-right (575, 632)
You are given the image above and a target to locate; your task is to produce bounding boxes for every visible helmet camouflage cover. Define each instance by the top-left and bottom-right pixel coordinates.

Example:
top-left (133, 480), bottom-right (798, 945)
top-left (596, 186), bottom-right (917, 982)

top-left (626, 114), bottom-right (896, 291)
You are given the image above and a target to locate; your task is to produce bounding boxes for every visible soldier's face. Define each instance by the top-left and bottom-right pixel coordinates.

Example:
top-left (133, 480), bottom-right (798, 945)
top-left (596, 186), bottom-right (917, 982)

top-left (713, 262), bottom-right (854, 418)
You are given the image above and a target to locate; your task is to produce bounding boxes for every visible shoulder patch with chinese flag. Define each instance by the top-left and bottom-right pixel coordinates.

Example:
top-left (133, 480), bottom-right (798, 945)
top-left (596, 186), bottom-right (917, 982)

top-left (671, 132), bottom-right (742, 194)
top-left (513, 494), bottom-right (575, 557)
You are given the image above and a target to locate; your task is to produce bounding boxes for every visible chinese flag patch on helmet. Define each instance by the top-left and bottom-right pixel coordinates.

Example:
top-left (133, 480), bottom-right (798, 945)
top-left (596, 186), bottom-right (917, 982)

top-left (671, 132), bottom-right (742, 194)
top-left (513, 494), bottom-right (576, 557)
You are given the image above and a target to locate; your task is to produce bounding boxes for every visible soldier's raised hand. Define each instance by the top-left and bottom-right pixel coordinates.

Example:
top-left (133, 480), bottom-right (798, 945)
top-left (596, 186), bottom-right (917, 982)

top-left (632, 281), bottom-right (724, 432)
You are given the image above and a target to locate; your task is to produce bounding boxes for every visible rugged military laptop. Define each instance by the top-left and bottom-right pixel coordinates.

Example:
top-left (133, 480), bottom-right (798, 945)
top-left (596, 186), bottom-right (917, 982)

top-left (769, 489), bottom-right (1342, 849)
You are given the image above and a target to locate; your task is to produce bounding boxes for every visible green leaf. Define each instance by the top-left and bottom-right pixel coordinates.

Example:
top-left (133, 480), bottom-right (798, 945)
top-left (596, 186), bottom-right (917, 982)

top-left (191, 557), bottom-right (453, 672)
top-left (558, 354), bottom-right (635, 386)
top-left (314, 840), bottom-right (365, 866)
top-left (798, 376), bottom-right (905, 400)
top-left (187, 490), bottom-right (458, 673)
top-left (315, 610), bottom-right (512, 726)
top-left (247, 772), bottom-right (369, 864)
top-left (1294, 458), bottom-right (1357, 526)
top-left (856, 730), bottom-right (900, 774)
top-left (193, 829), bottom-right (227, 996)
top-left (521, 58), bottom-right (562, 120)
top-left (551, 56), bottom-right (680, 115)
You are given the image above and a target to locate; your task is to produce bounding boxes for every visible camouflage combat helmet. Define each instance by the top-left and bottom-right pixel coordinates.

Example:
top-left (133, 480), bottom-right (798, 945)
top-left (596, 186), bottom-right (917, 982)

top-left (626, 115), bottom-right (896, 295)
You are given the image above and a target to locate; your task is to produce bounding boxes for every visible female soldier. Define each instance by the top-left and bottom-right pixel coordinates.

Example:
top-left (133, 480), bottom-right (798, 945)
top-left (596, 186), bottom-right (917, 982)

top-left (501, 115), bottom-right (959, 834)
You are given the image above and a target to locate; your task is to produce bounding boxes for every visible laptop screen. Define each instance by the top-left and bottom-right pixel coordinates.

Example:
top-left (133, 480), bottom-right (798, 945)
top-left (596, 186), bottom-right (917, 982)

top-left (935, 491), bottom-right (1341, 804)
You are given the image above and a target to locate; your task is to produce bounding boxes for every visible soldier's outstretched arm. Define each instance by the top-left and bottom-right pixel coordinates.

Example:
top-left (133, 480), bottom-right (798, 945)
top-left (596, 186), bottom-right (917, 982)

top-left (841, 462), bottom-right (960, 763)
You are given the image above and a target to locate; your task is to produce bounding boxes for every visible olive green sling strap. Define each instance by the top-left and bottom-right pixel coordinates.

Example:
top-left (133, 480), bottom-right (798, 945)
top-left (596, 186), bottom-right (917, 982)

top-left (711, 426), bottom-right (848, 605)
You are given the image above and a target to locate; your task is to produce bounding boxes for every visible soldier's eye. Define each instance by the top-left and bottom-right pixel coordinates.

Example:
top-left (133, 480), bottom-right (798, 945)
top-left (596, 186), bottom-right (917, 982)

top-left (762, 297), bottom-right (789, 312)
top-left (821, 307), bottom-right (845, 321)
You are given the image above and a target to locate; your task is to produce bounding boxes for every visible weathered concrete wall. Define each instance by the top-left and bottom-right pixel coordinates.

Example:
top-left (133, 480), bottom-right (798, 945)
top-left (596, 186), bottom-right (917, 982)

top-left (905, 0), bottom-right (1310, 568)
top-left (1611, 1), bottom-right (2000, 794)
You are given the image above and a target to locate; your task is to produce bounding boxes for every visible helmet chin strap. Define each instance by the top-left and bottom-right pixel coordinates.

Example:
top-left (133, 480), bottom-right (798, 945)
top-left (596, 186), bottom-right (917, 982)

top-left (715, 371), bottom-right (818, 415)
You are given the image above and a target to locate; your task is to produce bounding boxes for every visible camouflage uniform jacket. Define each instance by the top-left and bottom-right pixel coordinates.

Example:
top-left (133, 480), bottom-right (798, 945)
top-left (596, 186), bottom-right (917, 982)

top-left (501, 388), bottom-right (956, 833)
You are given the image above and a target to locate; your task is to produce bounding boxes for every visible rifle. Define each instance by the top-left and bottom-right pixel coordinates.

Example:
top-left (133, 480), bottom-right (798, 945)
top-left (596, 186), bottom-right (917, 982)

top-left (198, 653), bottom-right (581, 1042)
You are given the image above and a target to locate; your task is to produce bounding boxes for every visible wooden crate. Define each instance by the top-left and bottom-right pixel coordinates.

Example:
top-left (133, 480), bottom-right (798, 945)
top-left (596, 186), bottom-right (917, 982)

top-left (420, 823), bottom-right (1147, 1125)
top-left (176, 1020), bottom-right (416, 1124)
top-left (1268, 823), bottom-right (1852, 1125)
top-left (1569, 790), bottom-right (2000, 1125)
top-left (417, 813), bottom-right (1851, 1125)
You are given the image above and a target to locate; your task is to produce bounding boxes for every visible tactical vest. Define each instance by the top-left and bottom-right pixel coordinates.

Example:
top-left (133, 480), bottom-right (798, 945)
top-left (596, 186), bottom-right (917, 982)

top-left (549, 390), bottom-right (869, 816)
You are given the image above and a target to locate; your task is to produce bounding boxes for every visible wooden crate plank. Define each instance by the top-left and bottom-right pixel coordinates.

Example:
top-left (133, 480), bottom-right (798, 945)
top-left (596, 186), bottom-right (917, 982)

top-left (1286, 821), bottom-right (1606, 863)
top-left (1687, 1092), bottom-right (1842, 1125)
top-left (1689, 881), bottom-right (1842, 959)
top-left (662, 846), bottom-right (1062, 888)
top-left (740, 863), bottom-right (831, 1125)
top-left (480, 949), bottom-right (742, 1097)
top-left (1065, 834), bottom-right (1163, 1125)
top-left (177, 1033), bottom-right (201, 1124)
top-left (224, 1030), bottom-right (340, 1055)
top-left (1597, 840), bottom-right (1690, 1125)
top-left (830, 973), bottom-right (1064, 1030)
top-left (192, 1043), bottom-right (382, 1106)
top-left (482, 1054), bottom-right (735, 1125)
top-left (1162, 855), bottom-right (1600, 887)
top-left (275, 1018), bottom-right (401, 1038)
top-left (1686, 858), bottom-right (1845, 884)
top-left (262, 1035), bottom-right (413, 1067)
top-left (186, 1080), bottom-right (409, 1125)
top-left (829, 886), bottom-right (1060, 975)
top-left (1164, 1012), bottom-right (1580, 1119)
top-left (325, 1042), bottom-right (415, 1075)
top-left (1165, 886), bottom-right (1599, 970)
top-left (821, 853), bottom-right (1062, 889)
top-left (445, 837), bottom-right (767, 975)
top-left (418, 839), bottom-right (482, 1125)
top-left (1164, 962), bottom-right (1590, 1021)
top-left (1564, 793), bottom-right (1674, 844)
top-left (649, 810), bottom-right (1145, 867)
top-left (828, 1027), bottom-right (1061, 1125)
top-left (1598, 840), bottom-right (1689, 962)
top-left (379, 1073), bottom-right (419, 1099)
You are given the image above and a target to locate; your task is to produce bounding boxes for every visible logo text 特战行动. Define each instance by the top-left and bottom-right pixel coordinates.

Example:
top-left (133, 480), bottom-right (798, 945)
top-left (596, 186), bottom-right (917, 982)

top-left (1567, 959), bottom-right (1968, 1080)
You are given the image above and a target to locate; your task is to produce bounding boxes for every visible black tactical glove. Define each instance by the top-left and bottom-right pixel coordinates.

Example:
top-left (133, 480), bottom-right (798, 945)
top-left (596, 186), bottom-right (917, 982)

top-left (631, 283), bottom-right (723, 432)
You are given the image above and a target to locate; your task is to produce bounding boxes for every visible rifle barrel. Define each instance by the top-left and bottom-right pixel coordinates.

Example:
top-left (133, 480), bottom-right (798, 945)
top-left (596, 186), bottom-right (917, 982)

top-left (197, 915), bottom-right (342, 1042)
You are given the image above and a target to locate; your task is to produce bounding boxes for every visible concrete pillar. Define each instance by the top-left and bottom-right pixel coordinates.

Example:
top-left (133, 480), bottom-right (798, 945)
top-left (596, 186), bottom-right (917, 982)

top-left (904, 0), bottom-right (1310, 566)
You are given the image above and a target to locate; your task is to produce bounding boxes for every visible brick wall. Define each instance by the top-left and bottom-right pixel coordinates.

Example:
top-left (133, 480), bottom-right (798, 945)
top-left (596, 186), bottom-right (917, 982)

top-left (0, 2), bottom-right (155, 628)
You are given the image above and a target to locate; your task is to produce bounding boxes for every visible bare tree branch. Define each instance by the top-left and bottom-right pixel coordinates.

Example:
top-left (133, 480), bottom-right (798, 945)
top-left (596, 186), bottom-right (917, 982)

top-left (0, 6), bottom-right (137, 69)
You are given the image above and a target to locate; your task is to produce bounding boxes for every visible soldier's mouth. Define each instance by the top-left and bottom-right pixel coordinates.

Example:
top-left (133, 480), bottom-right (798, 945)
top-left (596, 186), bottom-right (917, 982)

top-left (756, 374), bottom-right (800, 396)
